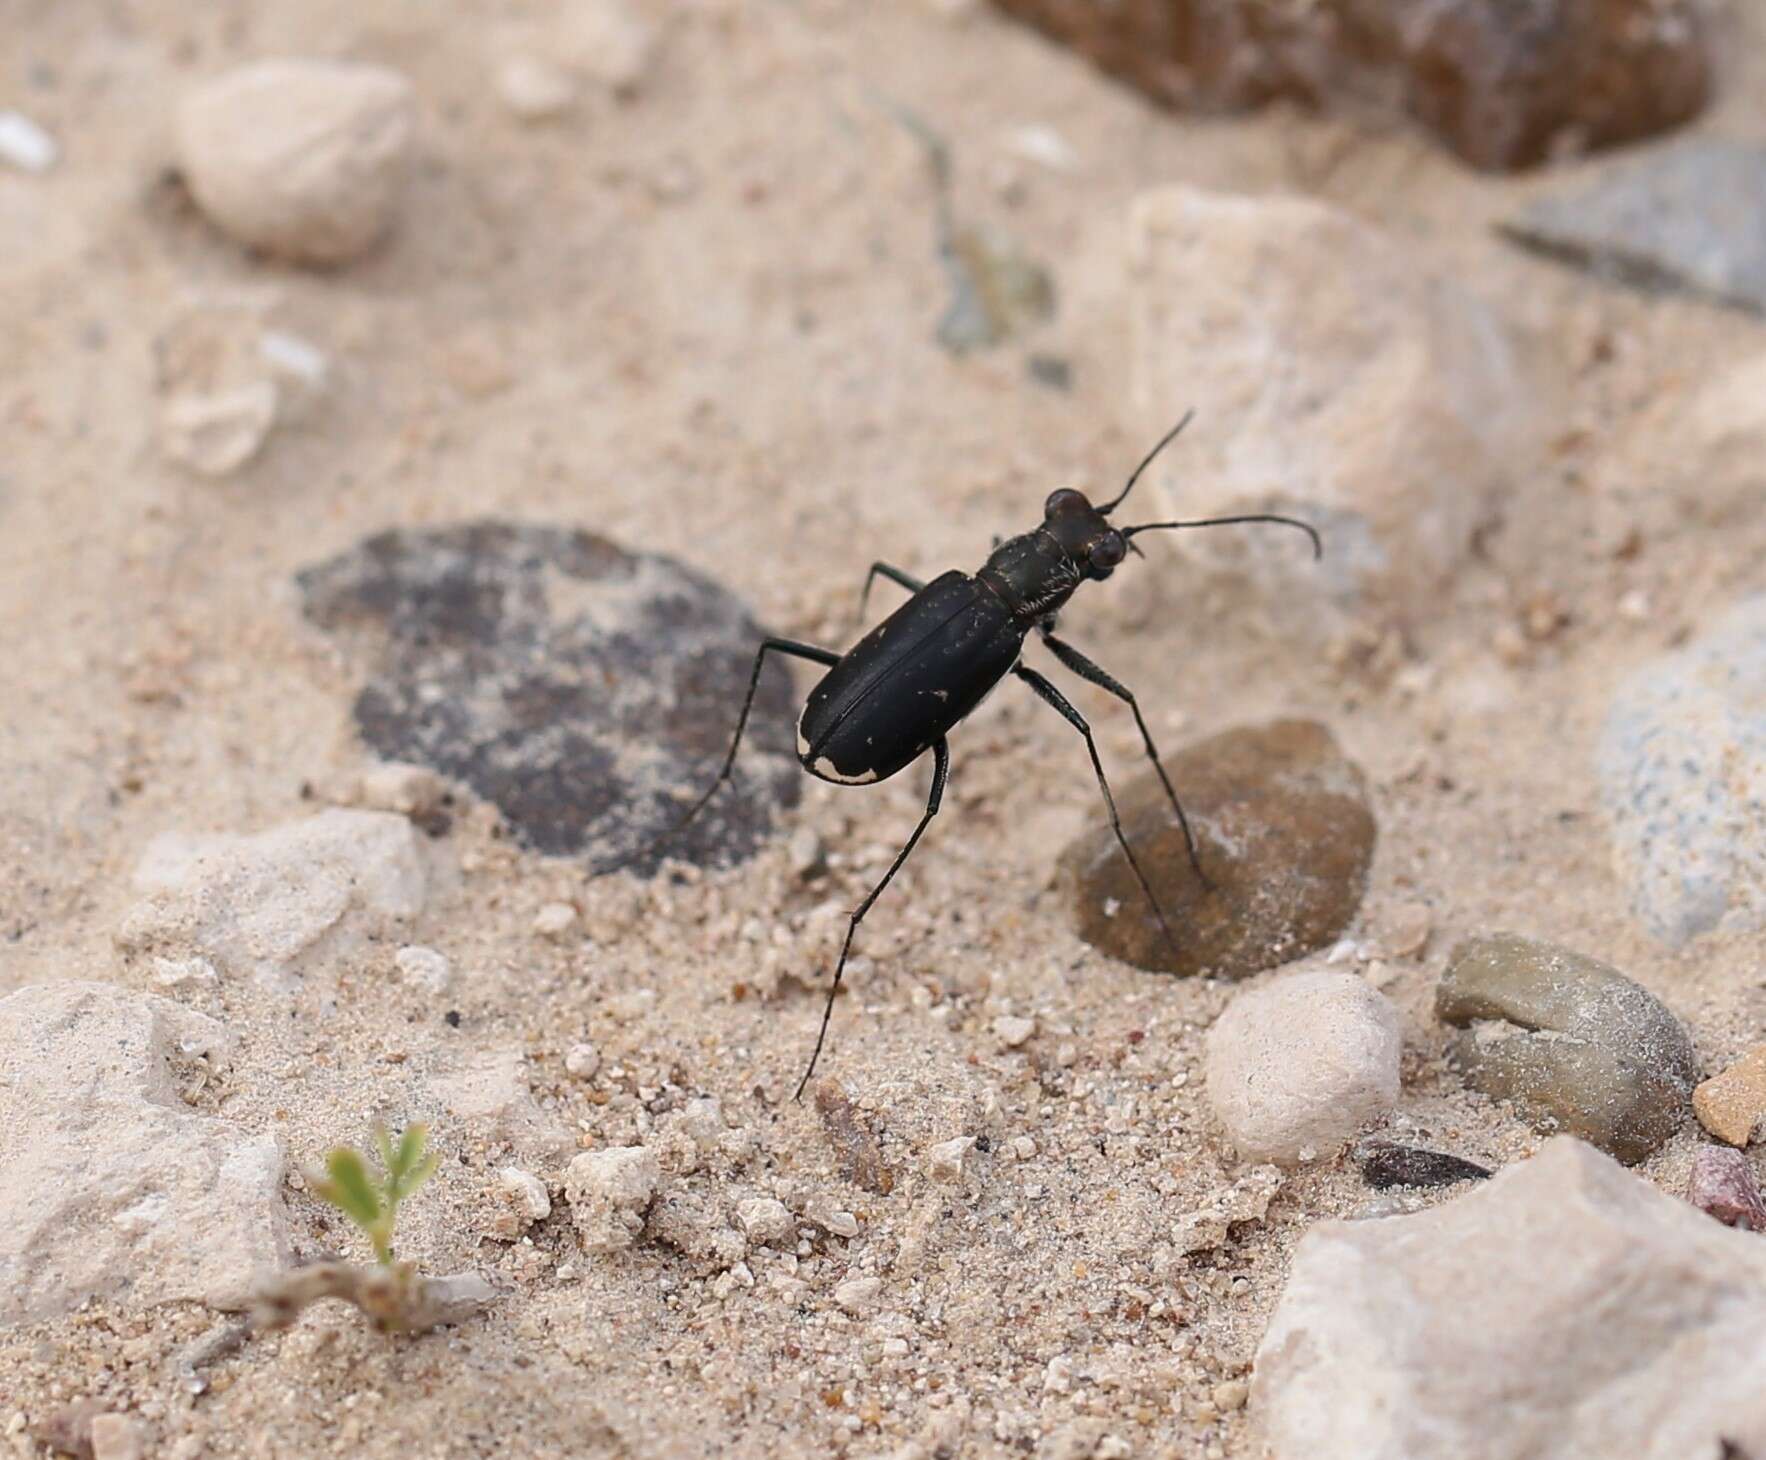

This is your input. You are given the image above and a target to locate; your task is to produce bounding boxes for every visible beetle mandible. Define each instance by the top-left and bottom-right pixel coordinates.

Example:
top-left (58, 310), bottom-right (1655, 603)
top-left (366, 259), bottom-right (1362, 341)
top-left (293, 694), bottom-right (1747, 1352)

top-left (611, 414), bottom-right (1320, 1098)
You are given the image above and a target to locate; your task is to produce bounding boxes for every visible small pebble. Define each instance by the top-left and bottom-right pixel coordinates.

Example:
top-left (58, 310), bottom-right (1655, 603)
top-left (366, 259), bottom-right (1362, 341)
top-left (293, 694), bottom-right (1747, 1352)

top-left (1205, 970), bottom-right (1402, 1165)
top-left (1356, 1141), bottom-right (1492, 1189)
top-left (0, 111), bottom-right (58, 172)
top-left (499, 1167), bottom-right (552, 1225)
top-left (993, 1014), bottom-right (1035, 1049)
top-left (1375, 901), bottom-right (1432, 959)
top-left (734, 1197), bottom-right (794, 1246)
top-left (1211, 1380), bottom-right (1248, 1413)
top-left (1010, 1135), bottom-right (1037, 1161)
top-left (561, 0), bottom-right (660, 97)
top-left (1693, 1045), bottom-right (1766, 1147)
top-left (533, 902), bottom-right (578, 939)
top-left (494, 54), bottom-right (578, 121)
top-left (563, 1146), bottom-right (659, 1253)
top-left (393, 945), bottom-right (451, 994)
top-left (927, 1136), bottom-right (976, 1183)
top-left (833, 1273), bottom-right (881, 1314)
top-left (357, 762), bottom-right (444, 818)
top-left (176, 59), bottom-right (415, 265)
top-left (1687, 1145), bottom-right (1766, 1231)
top-left (159, 382), bottom-right (279, 477)
top-left (89, 1413), bottom-right (143, 1460)
top-left (564, 1042), bottom-right (601, 1079)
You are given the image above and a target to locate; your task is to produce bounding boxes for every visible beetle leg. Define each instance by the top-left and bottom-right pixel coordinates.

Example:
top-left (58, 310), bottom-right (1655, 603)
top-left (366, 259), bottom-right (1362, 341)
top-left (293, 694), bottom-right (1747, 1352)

top-left (1038, 629), bottom-right (1210, 890)
top-left (593, 637), bottom-right (838, 877)
top-left (795, 737), bottom-right (949, 1101)
top-left (855, 562), bottom-right (927, 630)
top-left (1012, 664), bottom-right (1183, 952)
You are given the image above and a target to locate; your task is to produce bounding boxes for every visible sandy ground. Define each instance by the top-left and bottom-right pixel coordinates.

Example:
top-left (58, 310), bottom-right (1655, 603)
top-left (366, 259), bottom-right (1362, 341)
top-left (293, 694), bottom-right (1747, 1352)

top-left (4, 2), bottom-right (1766, 1456)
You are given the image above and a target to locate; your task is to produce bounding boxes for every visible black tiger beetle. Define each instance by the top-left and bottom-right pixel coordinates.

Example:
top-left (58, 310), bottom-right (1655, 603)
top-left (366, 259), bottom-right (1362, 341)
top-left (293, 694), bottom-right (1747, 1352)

top-left (612, 414), bottom-right (1320, 1098)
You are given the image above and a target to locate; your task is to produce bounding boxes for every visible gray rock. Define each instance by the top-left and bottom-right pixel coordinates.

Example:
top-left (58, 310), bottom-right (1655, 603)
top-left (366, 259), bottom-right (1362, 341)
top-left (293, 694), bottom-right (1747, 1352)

top-left (1254, 1137), bottom-right (1766, 1460)
top-left (0, 983), bottom-right (289, 1323)
top-left (118, 808), bottom-right (427, 991)
top-left (1062, 720), bottom-right (1374, 977)
top-left (1597, 595), bottom-right (1766, 946)
top-left (1502, 141), bottom-right (1766, 315)
top-left (1205, 969), bottom-right (1404, 1165)
top-left (1436, 932), bottom-right (1696, 1164)
top-left (297, 523), bottom-right (801, 874)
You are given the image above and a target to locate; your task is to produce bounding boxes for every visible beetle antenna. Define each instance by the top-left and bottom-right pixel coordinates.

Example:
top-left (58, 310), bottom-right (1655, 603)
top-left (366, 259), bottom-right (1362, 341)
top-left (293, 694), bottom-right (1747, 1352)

top-left (1097, 409), bottom-right (1195, 515)
top-left (1123, 513), bottom-right (1323, 559)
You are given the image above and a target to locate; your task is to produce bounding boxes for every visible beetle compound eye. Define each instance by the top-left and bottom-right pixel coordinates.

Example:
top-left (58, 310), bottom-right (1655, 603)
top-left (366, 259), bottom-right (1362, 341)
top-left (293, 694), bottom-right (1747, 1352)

top-left (1090, 532), bottom-right (1126, 570)
top-left (1044, 488), bottom-right (1088, 518)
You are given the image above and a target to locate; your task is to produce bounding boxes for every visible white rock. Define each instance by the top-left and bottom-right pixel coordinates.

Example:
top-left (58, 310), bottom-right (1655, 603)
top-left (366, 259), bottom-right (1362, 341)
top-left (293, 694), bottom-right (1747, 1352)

top-left (1204, 970), bottom-right (1402, 1164)
top-left (927, 1135), bottom-right (977, 1183)
top-left (1254, 1137), bottom-right (1766, 1459)
top-left (0, 111), bottom-right (58, 172)
top-left (564, 1041), bottom-right (601, 1078)
top-left (159, 380), bottom-right (279, 477)
top-left (427, 1047), bottom-right (571, 1157)
top-left (833, 1273), bottom-right (882, 1313)
top-left (357, 761), bottom-right (444, 818)
top-left (119, 808), bottom-right (427, 990)
top-left (533, 901), bottom-right (578, 939)
top-left (495, 55), bottom-right (578, 121)
top-left (394, 944), bottom-right (451, 994)
top-left (734, 1197), bottom-right (795, 1246)
top-left (559, 0), bottom-right (660, 96)
top-left (0, 983), bottom-right (289, 1322)
top-left (1128, 187), bottom-right (1553, 622)
top-left (993, 1014), bottom-right (1036, 1049)
top-left (176, 59), bottom-right (415, 265)
top-left (565, 1146), bottom-right (660, 1253)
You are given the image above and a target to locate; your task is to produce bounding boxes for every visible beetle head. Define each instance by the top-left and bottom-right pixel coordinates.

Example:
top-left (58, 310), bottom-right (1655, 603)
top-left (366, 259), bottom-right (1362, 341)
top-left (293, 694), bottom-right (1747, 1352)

top-left (1042, 488), bottom-right (1128, 580)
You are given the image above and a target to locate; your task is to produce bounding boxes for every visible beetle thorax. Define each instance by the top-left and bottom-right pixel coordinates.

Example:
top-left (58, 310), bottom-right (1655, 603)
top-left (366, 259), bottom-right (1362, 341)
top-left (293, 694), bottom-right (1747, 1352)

top-left (976, 530), bottom-right (1084, 623)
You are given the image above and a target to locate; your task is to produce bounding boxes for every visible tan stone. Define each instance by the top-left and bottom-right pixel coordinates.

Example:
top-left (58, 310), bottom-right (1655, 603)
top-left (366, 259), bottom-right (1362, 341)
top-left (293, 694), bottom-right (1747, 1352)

top-left (1694, 1046), bottom-right (1766, 1147)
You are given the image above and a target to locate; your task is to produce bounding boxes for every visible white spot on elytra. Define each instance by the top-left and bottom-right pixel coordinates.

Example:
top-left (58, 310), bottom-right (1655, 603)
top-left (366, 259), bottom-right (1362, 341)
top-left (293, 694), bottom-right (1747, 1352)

top-left (813, 756), bottom-right (879, 785)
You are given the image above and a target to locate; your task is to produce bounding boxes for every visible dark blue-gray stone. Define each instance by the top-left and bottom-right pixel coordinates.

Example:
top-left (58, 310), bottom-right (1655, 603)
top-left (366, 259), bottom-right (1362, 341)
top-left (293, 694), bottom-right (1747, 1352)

top-left (297, 522), bottom-right (800, 875)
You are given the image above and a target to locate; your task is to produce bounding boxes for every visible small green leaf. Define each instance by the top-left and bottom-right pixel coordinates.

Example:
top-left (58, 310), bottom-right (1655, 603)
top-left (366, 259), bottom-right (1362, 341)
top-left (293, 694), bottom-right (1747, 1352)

top-left (373, 1122), bottom-right (397, 1178)
top-left (318, 1148), bottom-right (382, 1229)
top-left (391, 1124), bottom-right (428, 1187)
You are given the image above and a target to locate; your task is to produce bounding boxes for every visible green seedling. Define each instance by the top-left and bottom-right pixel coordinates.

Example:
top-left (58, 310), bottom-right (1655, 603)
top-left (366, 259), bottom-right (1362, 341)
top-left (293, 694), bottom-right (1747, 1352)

top-left (310, 1123), bottom-right (439, 1266)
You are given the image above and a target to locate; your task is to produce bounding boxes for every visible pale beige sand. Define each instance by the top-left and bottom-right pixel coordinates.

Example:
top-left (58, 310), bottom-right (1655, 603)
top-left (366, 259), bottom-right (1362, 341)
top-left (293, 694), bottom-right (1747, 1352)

top-left (4, 3), bottom-right (1766, 1457)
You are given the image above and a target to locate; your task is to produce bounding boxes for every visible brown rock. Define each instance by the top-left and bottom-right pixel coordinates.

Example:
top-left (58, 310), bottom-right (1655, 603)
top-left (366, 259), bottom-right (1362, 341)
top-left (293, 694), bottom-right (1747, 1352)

top-left (1694, 1046), bottom-right (1766, 1148)
top-left (987, 0), bottom-right (1712, 172)
top-left (1060, 719), bottom-right (1373, 977)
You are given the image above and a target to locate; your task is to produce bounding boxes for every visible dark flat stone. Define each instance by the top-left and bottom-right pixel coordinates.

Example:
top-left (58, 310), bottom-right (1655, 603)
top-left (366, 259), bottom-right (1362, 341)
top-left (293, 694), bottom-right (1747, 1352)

top-left (298, 522), bottom-right (800, 875)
